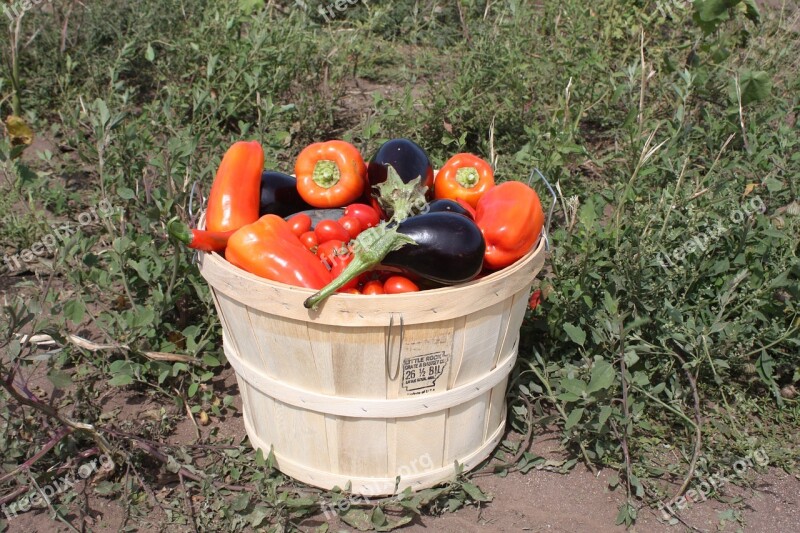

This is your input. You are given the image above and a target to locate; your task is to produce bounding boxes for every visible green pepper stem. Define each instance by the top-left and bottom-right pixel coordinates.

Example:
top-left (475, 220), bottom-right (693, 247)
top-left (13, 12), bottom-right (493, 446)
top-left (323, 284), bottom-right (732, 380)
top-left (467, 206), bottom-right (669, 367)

top-left (304, 225), bottom-right (416, 309)
top-left (167, 219), bottom-right (192, 245)
top-left (312, 160), bottom-right (341, 188)
top-left (455, 167), bottom-right (480, 189)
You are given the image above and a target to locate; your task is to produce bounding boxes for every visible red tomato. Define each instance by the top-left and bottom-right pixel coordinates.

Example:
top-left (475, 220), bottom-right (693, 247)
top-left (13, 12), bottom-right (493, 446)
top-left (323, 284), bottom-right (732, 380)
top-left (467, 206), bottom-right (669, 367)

top-left (316, 240), bottom-right (345, 268)
top-left (288, 213), bottom-right (312, 237)
top-left (338, 215), bottom-right (363, 239)
top-left (343, 203), bottom-right (381, 229)
top-left (330, 253), bottom-right (358, 291)
top-left (299, 231), bottom-right (318, 252)
top-left (383, 276), bottom-right (419, 294)
top-left (362, 280), bottom-right (385, 295)
top-left (340, 288), bottom-right (361, 294)
top-left (315, 219), bottom-right (350, 244)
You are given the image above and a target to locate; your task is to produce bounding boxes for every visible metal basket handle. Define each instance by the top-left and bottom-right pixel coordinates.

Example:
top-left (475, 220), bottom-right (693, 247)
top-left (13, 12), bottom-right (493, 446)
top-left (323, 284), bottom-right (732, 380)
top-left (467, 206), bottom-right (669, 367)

top-left (527, 168), bottom-right (558, 251)
top-left (385, 313), bottom-right (404, 381)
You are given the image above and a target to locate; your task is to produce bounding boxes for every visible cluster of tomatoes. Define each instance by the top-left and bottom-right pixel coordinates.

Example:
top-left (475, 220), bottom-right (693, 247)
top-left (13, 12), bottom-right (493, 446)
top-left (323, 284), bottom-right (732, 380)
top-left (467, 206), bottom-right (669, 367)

top-left (286, 203), bottom-right (421, 294)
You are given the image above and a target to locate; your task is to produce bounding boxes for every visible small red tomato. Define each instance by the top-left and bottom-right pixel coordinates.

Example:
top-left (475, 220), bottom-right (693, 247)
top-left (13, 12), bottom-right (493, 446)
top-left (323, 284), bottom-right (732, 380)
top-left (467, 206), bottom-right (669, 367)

top-left (299, 231), bottom-right (318, 252)
top-left (288, 213), bottom-right (312, 237)
top-left (362, 280), bottom-right (385, 295)
top-left (331, 253), bottom-right (358, 291)
top-left (344, 203), bottom-right (381, 229)
top-left (338, 215), bottom-right (363, 239)
top-left (383, 276), bottom-right (419, 294)
top-left (315, 219), bottom-right (350, 244)
top-left (317, 239), bottom-right (345, 268)
top-left (340, 288), bottom-right (361, 294)
top-left (528, 289), bottom-right (542, 310)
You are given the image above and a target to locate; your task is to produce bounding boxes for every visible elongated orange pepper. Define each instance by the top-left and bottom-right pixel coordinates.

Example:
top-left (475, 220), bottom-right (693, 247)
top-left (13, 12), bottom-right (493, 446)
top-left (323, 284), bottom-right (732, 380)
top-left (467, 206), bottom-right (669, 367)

top-left (225, 215), bottom-right (332, 290)
top-left (206, 141), bottom-right (264, 232)
top-left (475, 181), bottom-right (544, 270)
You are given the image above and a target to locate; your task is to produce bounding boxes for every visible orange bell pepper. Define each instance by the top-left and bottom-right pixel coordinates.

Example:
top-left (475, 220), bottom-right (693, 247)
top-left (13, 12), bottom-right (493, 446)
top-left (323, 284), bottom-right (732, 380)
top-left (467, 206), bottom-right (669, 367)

top-left (475, 181), bottom-right (544, 270)
top-left (295, 140), bottom-right (366, 208)
top-left (225, 215), bottom-right (332, 289)
top-left (434, 153), bottom-right (495, 208)
top-left (206, 141), bottom-right (264, 232)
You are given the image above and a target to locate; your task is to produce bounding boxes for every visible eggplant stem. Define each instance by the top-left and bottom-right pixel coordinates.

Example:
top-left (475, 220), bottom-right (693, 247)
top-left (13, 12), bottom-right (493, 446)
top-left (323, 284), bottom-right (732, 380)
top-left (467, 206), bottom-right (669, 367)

top-left (312, 160), bottom-right (340, 188)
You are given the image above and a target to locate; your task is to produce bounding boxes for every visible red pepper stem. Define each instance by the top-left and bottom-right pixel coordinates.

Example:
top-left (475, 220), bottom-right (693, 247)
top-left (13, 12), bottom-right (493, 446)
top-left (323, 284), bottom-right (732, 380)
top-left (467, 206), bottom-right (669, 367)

top-left (312, 160), bottom-right (341, 188)
top-left (455, 167), bottom-right (480, 189)
top-left (304, 225), bottom-right (416, 309)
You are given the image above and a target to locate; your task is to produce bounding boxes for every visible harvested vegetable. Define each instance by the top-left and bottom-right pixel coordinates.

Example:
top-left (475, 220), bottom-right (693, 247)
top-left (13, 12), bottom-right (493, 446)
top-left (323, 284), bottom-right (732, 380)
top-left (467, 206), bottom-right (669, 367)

top-left (259, 171), bottom-right (314, 217)
top-left (225, 215), bottom-right (332, 289)
top-left (368, 138), bottom-right (434, 195)
top-left (206, 141), bottom-right (264, 232)
top-left (168, 221), bottom-right (235, 253)
top-left (295, 140), bottom-right (367, 208)
top-left (475, 181), bottom-right (544, 270)
top-left (434, 153), bottom-right (495, 208)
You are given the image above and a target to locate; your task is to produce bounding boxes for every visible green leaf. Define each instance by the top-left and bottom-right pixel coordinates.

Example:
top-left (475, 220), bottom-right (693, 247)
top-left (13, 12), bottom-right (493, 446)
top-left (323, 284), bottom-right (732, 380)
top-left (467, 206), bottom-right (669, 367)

top-left (561, 378), bottom-right (587, 397)
top-left (598, 405), bottom-right (613, 427)
top-left (64, 299), bottom-right (86, 323)
top-left (231, 492), bottom-right (250, 512)
top-left (587, 360), bottom-right (615, 393)
top-left (248, 505), bottom-right (270, 528)
top-left (48, 370), bottom-right (72, 389)
top-left (109, 374), bottom-right (133, 387)
top-left (203, 354), bottom-right (221, 367)
top-left (188, 382), bottom-right (199, 398)
top-left (565, 408), bottom-right (584, 429)
top-left (340, 509), bottom-right (374, 531)
top-left (695, 0), bottom-right (741, 22)
top-left (563, 323), bottom-right (586, 346)
top-left (145, 43), bottom-right (155, 62)
top-left (462, 482), bottom-right (490, 502)
top-left (742, 0), bottom-right (760, 23)
top-left (737, 70), bottom-right (771, 105)
top-left (371, 507), bottom-right (387, 527)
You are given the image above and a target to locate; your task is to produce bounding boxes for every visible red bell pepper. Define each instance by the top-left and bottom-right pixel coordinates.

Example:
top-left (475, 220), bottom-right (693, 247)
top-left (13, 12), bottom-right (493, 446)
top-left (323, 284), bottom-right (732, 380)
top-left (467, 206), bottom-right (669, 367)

top-left (225, 215), bottom-right (332, 289)
top-left (294, 140), bottom-right (366, 208)
top-left (475, 181), bottom-right (544, 270)
top-left (434, 153), bottom-right (495, 208)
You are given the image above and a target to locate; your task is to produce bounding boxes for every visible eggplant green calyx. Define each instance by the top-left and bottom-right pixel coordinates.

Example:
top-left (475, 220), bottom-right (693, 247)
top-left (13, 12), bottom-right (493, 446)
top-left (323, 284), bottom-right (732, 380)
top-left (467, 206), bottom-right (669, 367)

top-left (375, 166), bottom-right (428, 223)
top-left (304, 223), bottom-right (417, 309)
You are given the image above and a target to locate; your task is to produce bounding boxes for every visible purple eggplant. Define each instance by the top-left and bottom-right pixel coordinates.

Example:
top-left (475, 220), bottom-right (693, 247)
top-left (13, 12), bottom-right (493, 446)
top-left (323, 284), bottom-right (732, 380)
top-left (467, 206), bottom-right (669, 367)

top-left (259, 171), bottom-right (314, 217)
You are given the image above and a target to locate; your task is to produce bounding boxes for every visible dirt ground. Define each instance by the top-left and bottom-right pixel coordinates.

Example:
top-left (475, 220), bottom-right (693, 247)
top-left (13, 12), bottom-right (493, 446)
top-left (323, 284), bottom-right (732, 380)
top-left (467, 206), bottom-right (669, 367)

top-left (4, 365), bottom-right (798, 533)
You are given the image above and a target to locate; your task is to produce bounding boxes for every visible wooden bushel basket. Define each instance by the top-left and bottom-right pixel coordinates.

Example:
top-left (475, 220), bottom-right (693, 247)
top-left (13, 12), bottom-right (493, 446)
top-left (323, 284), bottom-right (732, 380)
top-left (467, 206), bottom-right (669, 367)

top-left (196, 172), bottom-right (553, 496)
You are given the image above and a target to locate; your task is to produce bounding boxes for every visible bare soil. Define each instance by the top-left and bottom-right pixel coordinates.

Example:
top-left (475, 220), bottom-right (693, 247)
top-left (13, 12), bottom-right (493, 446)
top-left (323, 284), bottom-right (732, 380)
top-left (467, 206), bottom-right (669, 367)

top-left (4, 363), bottom-right (798, 533)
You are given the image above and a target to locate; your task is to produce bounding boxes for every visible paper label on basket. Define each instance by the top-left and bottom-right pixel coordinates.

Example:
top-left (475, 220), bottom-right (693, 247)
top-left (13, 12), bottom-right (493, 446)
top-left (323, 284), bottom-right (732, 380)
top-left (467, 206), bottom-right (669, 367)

top-left (401, 351), bottom-right (449, 395)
